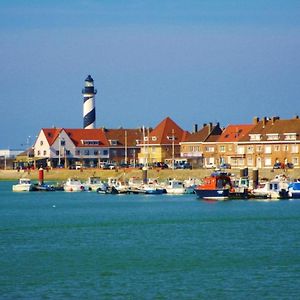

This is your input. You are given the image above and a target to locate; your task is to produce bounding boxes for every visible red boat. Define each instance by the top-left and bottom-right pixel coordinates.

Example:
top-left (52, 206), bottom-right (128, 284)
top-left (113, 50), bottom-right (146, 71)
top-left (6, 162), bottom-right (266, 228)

top-left (195, 172), bottom-right (232, 200)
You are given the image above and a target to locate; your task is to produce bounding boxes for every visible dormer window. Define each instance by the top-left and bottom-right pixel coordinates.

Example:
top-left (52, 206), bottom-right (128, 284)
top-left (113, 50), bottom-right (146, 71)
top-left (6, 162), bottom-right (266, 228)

top-left (144, 137), bottom-right (149, 142)
top-left (267, 134), bottom-right (279, 140)
top-left (249, 134), bottom-right (261, 141)
top-left (284, 133), bottom-right (297, 141)
top-left (81, 140), bottom-right (100, 145)
top-left (152, 136), bottom-right (157, 141)
top-left (167, 136), bottom-right (176, 141)
top-left (109, 140), bottom-right (118, 146)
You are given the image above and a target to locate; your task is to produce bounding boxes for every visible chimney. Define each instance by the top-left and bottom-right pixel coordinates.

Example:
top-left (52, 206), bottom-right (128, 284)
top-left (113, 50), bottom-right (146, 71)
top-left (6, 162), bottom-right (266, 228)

top-left (194, 124), bottom-right (198, 133)
top-left (271, 116), bottom-right (280, 125)
top-left (208, 122), bottom-right (213, 133)
top-left (262, 117), bottom-right (267, 127)
top-left (203, 123), bottom-right (207, 128)
top-left (294, 115), bottom-right (299, 119)
top-left (253, 117), bottom-right (260, 124)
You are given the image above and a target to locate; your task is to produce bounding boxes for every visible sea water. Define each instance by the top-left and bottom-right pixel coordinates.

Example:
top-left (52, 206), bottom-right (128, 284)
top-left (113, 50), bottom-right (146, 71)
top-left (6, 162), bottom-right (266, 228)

top-left (1, 181), bottom-right (300, 299)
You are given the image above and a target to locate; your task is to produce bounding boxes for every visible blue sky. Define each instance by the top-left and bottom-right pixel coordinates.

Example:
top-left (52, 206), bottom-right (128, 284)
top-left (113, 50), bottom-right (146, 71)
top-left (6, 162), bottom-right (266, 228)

top-left (1, 0), bottom-right (300, 148)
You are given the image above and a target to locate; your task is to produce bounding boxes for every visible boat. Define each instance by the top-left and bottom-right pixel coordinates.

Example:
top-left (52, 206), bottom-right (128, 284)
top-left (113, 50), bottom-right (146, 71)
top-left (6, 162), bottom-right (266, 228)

top-left (194, 172), bottom-right (231, 200)
top-left (12, 178), bottom-right (34, 192)
top-left (107, 177), bottom-right (129, 194)
top-left (84, 176), bottom-right (106, 191)
top-left (183, 177), bottom-right (201, 194)
top-left (288, 181), bottom-right (300, 199)
top-left (63, 178), bottom-right (85, 192)
top-left (164, 179), bottom-right (186, 194)
top-left (251, 174), bottom-right (289, 199)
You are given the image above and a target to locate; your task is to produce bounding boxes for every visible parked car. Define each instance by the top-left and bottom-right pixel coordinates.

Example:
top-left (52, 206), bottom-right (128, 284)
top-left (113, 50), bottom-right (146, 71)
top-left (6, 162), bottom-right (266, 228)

top-left (219, 163), bottom-right (231, 169)
top-left (205, 163), bottom-right (216, 169)
top-left (175, 163), bottom-right (192, 169)
top-left (273, 162), bottom-right (284, 169)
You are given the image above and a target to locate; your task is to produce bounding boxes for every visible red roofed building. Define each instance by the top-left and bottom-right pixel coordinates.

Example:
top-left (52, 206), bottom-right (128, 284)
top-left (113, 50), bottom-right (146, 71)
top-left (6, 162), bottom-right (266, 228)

top-left (216, 124), bottom-right (254, 167)
top-left (180, 123), bottom-right (223, 168)
top-left (34, 127), bottom-right (144, 168)
top-left (34, 128), bottom-right (110, 168)
top-left (137, 117), bottom-right (189, 166)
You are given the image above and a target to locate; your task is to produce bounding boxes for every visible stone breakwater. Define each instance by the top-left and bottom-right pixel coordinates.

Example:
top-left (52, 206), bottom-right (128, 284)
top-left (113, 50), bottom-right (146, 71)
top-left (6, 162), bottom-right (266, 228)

top-left (1, 168), bottom-right (300, 182)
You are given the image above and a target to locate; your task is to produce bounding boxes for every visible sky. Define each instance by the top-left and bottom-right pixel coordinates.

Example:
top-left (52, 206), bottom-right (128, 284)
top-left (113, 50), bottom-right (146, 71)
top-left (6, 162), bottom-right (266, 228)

top-left (1, 0), bottom-right (300, 149)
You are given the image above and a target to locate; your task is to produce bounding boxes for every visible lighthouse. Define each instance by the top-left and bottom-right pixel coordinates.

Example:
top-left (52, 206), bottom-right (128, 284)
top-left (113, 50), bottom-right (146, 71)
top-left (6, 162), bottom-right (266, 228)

top-left (82, 75), bottom-right (97, 129)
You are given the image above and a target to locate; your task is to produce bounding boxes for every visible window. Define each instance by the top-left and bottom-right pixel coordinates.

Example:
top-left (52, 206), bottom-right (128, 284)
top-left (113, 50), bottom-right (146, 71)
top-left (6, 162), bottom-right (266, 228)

top-left (66, 150), bottom-right (70, 155)
top-left (283, 145), bottom-right (289, 152)
top-left (94, 150), bottom-right (98, 155)
top-left (43, 150), bottom-right (46, 155)
top-left (247, 146), bottom-right (254, 154)
top-left (274, 145), bottom-right (280, 152)
top-left (82, 140), bottom-right (100, 146)
top-left (237, 146), bottom-right (245, 155)
top-left (109, 140), bottom-right (118, 145)
top-left (265, 158), bottom-right (272, 166)
top-left (219, 146), bottom-right (225, 152)
top-left (292, 157), bottom-right (299, 165)
top-left (291, 145), bottom-right (299, 153)
top-left (152, 136), bottom-right (157, 141)
top-left (103, 150), bottom-right (108, 156)
top-left (256, 145), bottom-right (263, 152)
top-left (205, 146), bottom-right (214, 152)
top-left (265, 146), bottom-right (272, 154)
top-left (40, 140), bottom-right (43, 146)
top-left (84, 150), bottom-right (89, 155)
top-left (284, 133), bottom-right (297, 141)
top-left (247, 157), bottom-right (253, 166)
top-left (250, 134), bottom-right (261, 141)
top-left (75, 150), bottom-right (80, 155)
top-left (56, 151), bottom-right (59, 155)
top-left (267, 134), bottom-right (279, 140)
top-left (37, 150), bottom-right (41, 155)
top-left (61, 140), bottom-right (65, 146)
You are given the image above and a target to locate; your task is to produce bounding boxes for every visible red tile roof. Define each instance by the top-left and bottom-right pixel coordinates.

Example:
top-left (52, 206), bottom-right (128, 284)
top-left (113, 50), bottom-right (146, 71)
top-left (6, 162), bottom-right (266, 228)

top-left (146, 117), bottom-right (188, 145)
top-left (42, 128), bottom-right (110, 147)
top-left (218, 124), bottom-right (254, 142)
top-left (102, 128), bottom-right (144, 147)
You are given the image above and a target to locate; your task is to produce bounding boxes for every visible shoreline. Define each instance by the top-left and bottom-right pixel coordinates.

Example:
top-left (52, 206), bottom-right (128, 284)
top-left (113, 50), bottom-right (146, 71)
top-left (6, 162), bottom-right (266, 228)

top-left (1, 168), bottom-right (300, 183)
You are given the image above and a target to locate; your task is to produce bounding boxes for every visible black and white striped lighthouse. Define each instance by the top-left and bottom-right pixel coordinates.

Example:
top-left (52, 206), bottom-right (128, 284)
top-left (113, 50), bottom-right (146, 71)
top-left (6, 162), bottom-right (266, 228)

top-left (82, 75), bottom-right (97, 129)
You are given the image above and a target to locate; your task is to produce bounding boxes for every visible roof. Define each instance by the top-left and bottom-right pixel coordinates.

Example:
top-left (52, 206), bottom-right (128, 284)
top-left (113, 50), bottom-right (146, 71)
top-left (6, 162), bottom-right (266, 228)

top-left (85, 75), bottom-right (94, 82)
top-left (182, 123), bottom-right (223, 143)
top-left (42, 128), bottom-right (109, 147)
top-left (102, 128), bottom-right (144, 147)
top-left (218, 124), bottom-right (254, 143)
top-left (146, 117), bottom-right (188, 145)
top-left (239, 117), bottom-right (300, 142)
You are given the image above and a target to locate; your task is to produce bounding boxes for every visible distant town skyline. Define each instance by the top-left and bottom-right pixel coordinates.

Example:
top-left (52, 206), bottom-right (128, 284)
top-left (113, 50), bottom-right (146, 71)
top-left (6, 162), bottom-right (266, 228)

top-left (1, 1), bottom-right (299, 149)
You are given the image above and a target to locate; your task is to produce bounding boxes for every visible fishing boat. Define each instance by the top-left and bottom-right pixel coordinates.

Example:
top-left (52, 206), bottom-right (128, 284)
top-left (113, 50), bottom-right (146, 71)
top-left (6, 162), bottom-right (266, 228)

top-left (84, 176), bottom-right (106, 191)
top-left (252, 174), bottom-right (289, 199)
top-left (12, 178), bottom-right (34, 192)
top-left (194, 172), bottom-right (231, 200)
top-left (165, 179), bottom-right (186, 194)
top-left (63, 178), bottom-right (85, 192)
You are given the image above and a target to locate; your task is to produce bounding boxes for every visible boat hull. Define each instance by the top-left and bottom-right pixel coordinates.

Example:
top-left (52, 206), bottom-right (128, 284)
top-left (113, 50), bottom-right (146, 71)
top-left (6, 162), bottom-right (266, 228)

top-left (195, 188), bottom-right (229, 200)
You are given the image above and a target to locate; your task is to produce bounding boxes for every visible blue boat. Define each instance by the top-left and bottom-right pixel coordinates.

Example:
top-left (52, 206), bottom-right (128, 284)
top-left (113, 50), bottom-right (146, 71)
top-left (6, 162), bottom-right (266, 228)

top-left (288, 181), bottom-right (300, 198)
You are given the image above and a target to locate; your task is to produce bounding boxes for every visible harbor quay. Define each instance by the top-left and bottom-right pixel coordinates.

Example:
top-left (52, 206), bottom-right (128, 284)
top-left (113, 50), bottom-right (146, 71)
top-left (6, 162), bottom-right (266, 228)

top-left (1, 167), bottom-right (300, 183)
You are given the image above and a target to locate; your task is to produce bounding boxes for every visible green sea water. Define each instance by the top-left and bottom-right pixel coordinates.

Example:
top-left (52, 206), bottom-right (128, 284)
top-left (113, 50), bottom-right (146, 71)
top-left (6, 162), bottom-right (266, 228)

top-left (1, 181), bottom-right (300, 299)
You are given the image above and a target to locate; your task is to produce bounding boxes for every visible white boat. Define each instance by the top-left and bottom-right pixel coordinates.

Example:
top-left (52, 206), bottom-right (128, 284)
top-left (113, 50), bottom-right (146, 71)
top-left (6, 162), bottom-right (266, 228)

top-left (252, 174), bottom-right (289, 199)
top-left (84, 176), bottom-right (106, 191)
top-left (107, 177), bottom-right (129, 194)
top-left (288, 181), bottom-right (300, 199)
top-left (165, 179), bottom-right (186, 194)
top-left (12, 178), bottom-right (33, 192)
top-left (183, 177), bottom-right (201, 194)
top-left (63, 178), bottom-right (85, 192)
